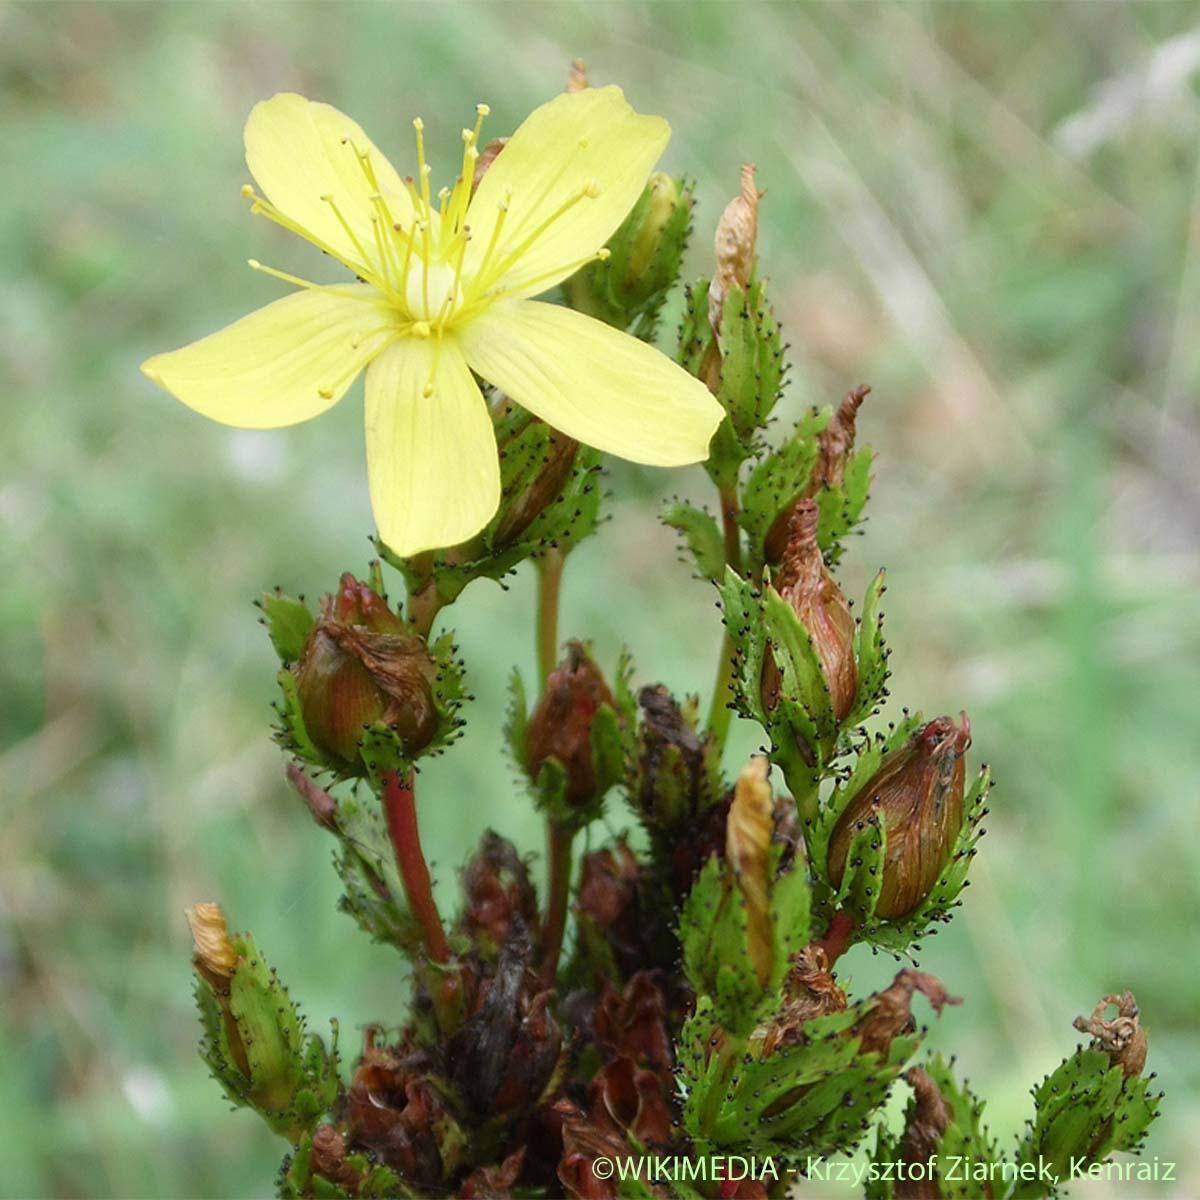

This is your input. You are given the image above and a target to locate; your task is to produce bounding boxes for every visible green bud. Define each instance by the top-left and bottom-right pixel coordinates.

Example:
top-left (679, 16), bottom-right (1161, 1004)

top-left (188, 903), bottom-right (338, 1143)
top-left (564, 173), bottom-right (693, 337)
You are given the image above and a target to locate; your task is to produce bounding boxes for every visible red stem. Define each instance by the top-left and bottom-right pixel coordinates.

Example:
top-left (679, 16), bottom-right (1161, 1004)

top-left (382, 768), bottom-right (450, 963)
top-left (814, 909), bottom-right (855, 968)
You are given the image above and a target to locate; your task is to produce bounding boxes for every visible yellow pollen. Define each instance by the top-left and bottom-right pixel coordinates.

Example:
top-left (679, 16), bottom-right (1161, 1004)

top-left (583, 179), bottom-right (601, 199)
top-left (476, 103), bottom-right (490, 117)
top-left (240, 183), bottom-right (255, 198)
top-left (578, 137), bottom-right (590, 149)
top-left (422, 382), bottom-right (434, 397)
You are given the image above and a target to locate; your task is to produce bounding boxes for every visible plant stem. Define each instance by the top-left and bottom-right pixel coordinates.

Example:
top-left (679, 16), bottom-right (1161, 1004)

top-left (706, 485), bottom-right (743, 749)
top-left (535, 547), bottom-right (564, 685)
top-left (814, 908), bottom-right (855, 968)
top-left (540, 819), bottom-right (575, 987)
top-left (535, 547), bottom-right (572, 985)
top-left (381, 768), bottom-right (449, 963)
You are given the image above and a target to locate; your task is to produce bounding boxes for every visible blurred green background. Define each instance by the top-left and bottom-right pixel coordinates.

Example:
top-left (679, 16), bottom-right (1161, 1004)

top-left (3, 1), bottom-right (1199, 1196)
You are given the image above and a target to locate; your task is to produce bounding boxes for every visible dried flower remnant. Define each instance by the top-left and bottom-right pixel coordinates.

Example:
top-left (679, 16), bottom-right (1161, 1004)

top-left (827, 714), bottom-right (971, 920)
top-left (895, 1067), bottom-right (951, 1200)
top-left (708, 163), bottom-right (763, 335)
top-left (763, 384), bottom-right (870, 563)
top-left (854, 969), bottom-right (960, 1058)
top-left (186, 902), bottom-right (238, 981)
top-left (755, 945), bottom-right (848, 1056)
top-left (725, 756), bottom-right (776, 987)
top-left (760, 499), bottom-right (858, 721)
top-left (459, 831), bottom-right (540, 952)
top-left (1073, 991), bottom-right (1148, 1078)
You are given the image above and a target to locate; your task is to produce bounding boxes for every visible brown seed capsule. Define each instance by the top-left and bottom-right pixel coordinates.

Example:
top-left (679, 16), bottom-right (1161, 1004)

top-left (293, 574), bottom-right (438, 767)
top-left (764, 384), bottom-right (870, 564)
top-left (525, 642), bottom-right (617, 806)
top-left (827, 715), bottom-right (971, 920)
top-left (760, 499), bottom-right (858, 723)
top-left (1073, 991), bottom-right (1148, 1078)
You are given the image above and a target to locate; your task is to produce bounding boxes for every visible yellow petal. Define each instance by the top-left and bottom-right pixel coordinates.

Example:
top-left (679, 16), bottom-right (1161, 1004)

top-left (465, 86), bottom-right (668, 298)
top-left (458, 300), bottom-right (723, 466)
top-left (364, 337), bottom-right (501, 557)
top-left (141, 285), bottom-right (392, 428)
top-left (245, 93), bottom-right (414, 270)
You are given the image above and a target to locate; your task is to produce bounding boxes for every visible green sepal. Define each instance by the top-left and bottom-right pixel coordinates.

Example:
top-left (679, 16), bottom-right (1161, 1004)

top-left (680, 856), bottom-right (766, 1035)
top-left (258, 590), bottom-right (315, 664)
top-left (817, 446), bottom-right (873, 564)
top-left (1011, 1046), bottom-right (1161, 1197)
top-left (564, 175), bottom-right (694, 339)
top-left (716, 566), bottom-right (836, 792)
top-left (680, 846), bottom-right (811, 1036)
top-left (273, 669), bottom-right (336, 771)
top-left (847, 569), bottom-right (889, 726)
top-left (678, 277), bottom-right (714, 377)
top-left (924, 1055), bottom-right (1001, 1199)
top-left (738, 408), bottom-right (827, 571)
top-left (377, 421), bottom-right (603, 606)
top-left (662, 499), bottom-right (726, 583)
top-left (194, 932), bottom-right (340, 1144)
top-left (680, 997), bottom-right (921, 1162)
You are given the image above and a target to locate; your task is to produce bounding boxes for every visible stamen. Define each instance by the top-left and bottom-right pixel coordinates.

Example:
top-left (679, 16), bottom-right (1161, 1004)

top-left (480, 182), bottom-right (600, 290)
top-left (321, 194), bottom-right (375, 274)
top-left (315, 330), bottom-right (401, 398)
top-left (242, 185), bottom-right (371, 282)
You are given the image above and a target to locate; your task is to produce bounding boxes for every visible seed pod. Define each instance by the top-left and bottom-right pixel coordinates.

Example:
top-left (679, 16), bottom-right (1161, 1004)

top-left (827, 714), bottom-right (971, 920)
top-left (525, 642), bottom-right (618, 808)
top-left (292, 574), bottom-right (438, 768)
top-left (761, 499), bottom-right (858, 722)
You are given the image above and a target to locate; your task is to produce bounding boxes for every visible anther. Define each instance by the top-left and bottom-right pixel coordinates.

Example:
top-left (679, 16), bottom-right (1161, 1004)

top-left (412, 117), bottom-right (424, 132)
top-left (476, 103), bottom-right (490, 117)
top-left (583, 179), bottom-right (601, 199)
top-left (240, 184), bottom-right (255, 198)
top-left (411, 321), bottom-right (432, 338)
top-left (422, 382), bottom-right (435, 397)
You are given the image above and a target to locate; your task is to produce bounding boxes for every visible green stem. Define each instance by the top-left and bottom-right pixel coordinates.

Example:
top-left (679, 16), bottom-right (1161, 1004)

top-left (706, 486), bottom-right (743, 749)
top-left (540, 820), bottom-right (576, 987)
top-left (535, 547), bottom-right (564, 685)
top-left (381, 768), bottom-right (450, 964)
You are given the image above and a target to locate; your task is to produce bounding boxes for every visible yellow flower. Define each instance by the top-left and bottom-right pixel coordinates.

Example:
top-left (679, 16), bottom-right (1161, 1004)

top-left (141, 88), bottom-right (723, 556)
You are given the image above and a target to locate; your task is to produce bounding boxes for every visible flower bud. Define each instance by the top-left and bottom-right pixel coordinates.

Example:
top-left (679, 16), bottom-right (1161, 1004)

top-left (627, 172), bottom-right (679, 281)
top-left (525, 642), bottom-right (617, 808)
top-left (763, 385), bottom-right (869, 564)
top-left (827, 714), bottom-right (971, 920)
top-left (491, 415), bottom-right (579, 549)
top-left (1073, 991), bottom-right (1148, 1078)
top-left (292, 573), bottom-right (438, 768)
top-left (760, 499), bottom-right (858, 722)
top-left (709, 163), bottom-right (762, 336)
